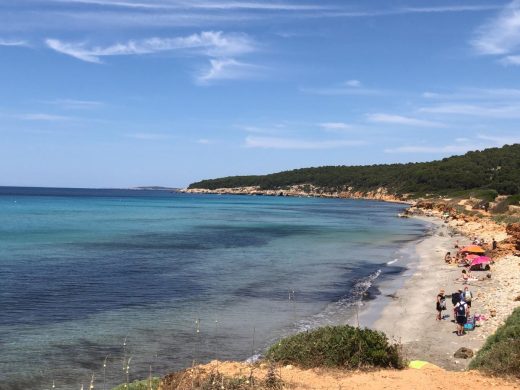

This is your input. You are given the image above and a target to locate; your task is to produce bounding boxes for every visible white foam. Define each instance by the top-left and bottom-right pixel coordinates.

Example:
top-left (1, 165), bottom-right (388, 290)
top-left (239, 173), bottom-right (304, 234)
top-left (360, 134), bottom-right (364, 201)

top-left (386, 258), bottom-right (398, 265)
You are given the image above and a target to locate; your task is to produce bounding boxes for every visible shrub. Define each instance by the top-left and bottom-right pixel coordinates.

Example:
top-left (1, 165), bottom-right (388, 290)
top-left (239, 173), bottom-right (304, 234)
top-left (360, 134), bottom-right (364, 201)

top-left (470, 307), bottom-right (520, 378)
top-left (111, 378), bottom-right (160, 390)
top-left (506, 194), bottom-right (520, 206)
top-left (265, 325), bottom-right (404, 370)
top-left (471, 189), bottom-right (498, 202)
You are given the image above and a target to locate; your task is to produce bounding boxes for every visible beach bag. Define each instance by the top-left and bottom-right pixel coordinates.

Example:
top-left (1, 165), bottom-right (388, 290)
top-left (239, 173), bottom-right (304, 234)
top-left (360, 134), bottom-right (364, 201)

top-left (464, 316), bottom-right (475, 331)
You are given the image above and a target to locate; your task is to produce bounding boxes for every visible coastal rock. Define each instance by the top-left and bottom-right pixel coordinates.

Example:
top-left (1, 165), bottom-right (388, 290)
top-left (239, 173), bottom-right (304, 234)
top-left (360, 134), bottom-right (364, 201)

top-left (454, 347), bottom-right (474, 359)
top-left (506, 223), bottom-right (520, 250)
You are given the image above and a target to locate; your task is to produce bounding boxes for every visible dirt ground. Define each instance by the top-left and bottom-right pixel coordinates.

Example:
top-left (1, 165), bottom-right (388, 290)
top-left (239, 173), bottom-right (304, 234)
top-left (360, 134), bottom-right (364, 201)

top-left (161, 360), bottom-right (519, 390)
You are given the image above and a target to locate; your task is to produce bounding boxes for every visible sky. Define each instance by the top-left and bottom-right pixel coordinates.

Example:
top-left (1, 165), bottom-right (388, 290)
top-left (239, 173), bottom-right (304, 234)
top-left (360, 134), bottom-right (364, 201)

top-left (1, 0), bottom-right (520, 188)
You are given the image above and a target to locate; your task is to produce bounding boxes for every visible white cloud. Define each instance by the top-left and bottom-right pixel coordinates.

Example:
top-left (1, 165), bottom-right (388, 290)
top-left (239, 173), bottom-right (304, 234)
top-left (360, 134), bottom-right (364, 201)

top-left (126, 132), bottom-right (173, 140)
top-left (384, 144), bottom-right (482, 154)
top-left (471, 1), bottom-right (520, 57)
top-left (197, 138), bottom-right (212, 144)
top-left (18, 113), bottom-right (73, 121)
top-left (367, 113), bottom-right (445, 127)
top-left (244, 136), bottom-right (364, 149)
top-left (422, 87), bottom-right (520, 100)
top-left (500, 54), bottom-right (520, 64)
top-left (0, 39), bottom-right (28, 46)
top-left (45, 31), bottom-right (255, 63)
top-left (385, 133), bottom-right (520, 154)
top-left (344, 79), bottom-right (361, 87)
top-left (477, 133), bottom-right (520, 144)
top-left (300, 85), bottom-right (384, 96)
top-left (196, 58), bottom-right (261, 84)
top-left (319, 122), bottom-right (351, 130)
top-left (419, 103), bottom-right (520, 118)
top-left (44, 99), bottom-right (104, 109)
top-left (403, 5), bottom-right (502, 14)
top-left (50, 0), bottom-right (327, 11)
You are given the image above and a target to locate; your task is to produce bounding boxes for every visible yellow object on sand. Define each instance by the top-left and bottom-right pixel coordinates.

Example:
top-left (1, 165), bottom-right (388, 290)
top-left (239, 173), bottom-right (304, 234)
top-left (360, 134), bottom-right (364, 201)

top-left (408, 361), bottom-right (430, 369)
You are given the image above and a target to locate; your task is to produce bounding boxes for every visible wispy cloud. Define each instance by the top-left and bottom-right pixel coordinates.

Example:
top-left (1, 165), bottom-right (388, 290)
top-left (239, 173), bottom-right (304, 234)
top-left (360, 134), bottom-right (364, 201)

top-left (422, 87), bottom-right (520, 100)
top-left (196, 58), bottom-right (262, 84)
top-left (477, 133), bottom-right (520, 144)
top-left (50, 0), bottom-right (329, 11)
top-left (17, 113), bottom-right (74, 121)
top-left (245, 136), bottom-right (364, 149)
top-left (43, 98), bottom-right (104, 109)
top-left (301, 81), bottom-right (384, 96)
top-left (125, 132), bottom-right (174, 140)
top-left (384, 144), bottom-right (482, 154)
top-left (0, 39), bottom-right (28, 46)
top-left (386, 132), bottom-right (520, 154)
top-left (344, 79), bottom-right (361, 87)
top-left (471, 1), bottom-right (520, 64)
top-left (319, 122), bottom-right (351, 130)
top-left (45, 31), bottom-right (254, 63)
top-left (500, 54), bottom-right (520, 64)
top-left (367, 113), bottom-right (445, 128)
top-left (419, 103), bottom-right (520, 118)
top-left (402, 5), bottom-right (502, 14)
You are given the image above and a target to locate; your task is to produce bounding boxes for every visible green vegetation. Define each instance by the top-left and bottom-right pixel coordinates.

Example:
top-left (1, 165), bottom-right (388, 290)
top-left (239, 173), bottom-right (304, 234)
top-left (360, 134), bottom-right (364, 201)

top-left (111, 378), bottom-right (160, 390)
top-left (189, 144), bottom-right (520, 197)
top-left (470, 307), bottom-right (520, 378)
top-left (265, 325), bottom-right (404, 369)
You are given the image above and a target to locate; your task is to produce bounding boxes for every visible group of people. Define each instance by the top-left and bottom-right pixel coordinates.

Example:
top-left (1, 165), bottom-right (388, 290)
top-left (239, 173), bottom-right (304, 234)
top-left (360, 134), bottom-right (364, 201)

top-left (444, 251), bottom-right (472, 266)
top-left (436, 287), bottom-right (473, 336)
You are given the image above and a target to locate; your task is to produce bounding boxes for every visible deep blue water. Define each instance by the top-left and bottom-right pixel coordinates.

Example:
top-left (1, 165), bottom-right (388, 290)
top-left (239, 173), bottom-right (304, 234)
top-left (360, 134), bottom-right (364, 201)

top-left (0, 187), bottom-right (428, 390)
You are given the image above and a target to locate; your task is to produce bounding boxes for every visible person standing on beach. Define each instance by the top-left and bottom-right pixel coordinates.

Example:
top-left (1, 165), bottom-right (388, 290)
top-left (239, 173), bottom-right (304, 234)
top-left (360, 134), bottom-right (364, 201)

top-left (436, 289), bottom-right (446, 320)
top-left (492, 238), bottom-right (497, 250)
top-left (454, 299), bottom-right (469, 336)
top-left (463, 286), bottom-right (473, 308)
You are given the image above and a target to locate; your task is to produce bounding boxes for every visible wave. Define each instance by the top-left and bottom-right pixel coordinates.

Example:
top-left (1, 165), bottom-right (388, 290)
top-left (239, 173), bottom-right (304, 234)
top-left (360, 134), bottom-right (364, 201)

top-left (386, 258), bottom-right (399, 265)
top-left (294, 269), bottom-right (382, 332)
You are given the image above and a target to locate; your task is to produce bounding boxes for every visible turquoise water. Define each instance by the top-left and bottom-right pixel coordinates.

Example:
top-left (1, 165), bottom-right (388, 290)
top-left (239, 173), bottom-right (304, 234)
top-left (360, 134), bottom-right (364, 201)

top-left (0, 188), bottom-right (428, 389)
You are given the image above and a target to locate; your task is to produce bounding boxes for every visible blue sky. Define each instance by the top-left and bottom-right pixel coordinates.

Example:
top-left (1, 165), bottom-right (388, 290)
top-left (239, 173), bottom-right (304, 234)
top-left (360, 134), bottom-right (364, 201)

top-left (1, 0), bottom-right (520, 188)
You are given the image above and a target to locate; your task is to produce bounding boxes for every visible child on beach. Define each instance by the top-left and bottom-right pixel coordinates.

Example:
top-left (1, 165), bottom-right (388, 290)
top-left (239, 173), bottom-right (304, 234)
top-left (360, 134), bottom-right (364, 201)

top-left (444, 252), bottom-right (452, 263)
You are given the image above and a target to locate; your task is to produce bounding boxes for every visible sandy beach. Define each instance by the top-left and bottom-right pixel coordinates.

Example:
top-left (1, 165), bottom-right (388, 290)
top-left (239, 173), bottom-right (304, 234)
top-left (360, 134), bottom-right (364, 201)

top-left (372, 215), bottom-right (520, 370)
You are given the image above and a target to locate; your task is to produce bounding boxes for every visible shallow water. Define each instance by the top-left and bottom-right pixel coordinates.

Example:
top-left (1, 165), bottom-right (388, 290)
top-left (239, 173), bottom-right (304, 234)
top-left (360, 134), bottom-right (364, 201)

top-left (0, 188), bottom-right (428, 389)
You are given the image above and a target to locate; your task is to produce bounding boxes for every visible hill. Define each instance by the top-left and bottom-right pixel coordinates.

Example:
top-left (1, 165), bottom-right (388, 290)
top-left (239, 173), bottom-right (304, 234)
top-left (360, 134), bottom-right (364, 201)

top-left (188, 144), bottom-right (520, 197)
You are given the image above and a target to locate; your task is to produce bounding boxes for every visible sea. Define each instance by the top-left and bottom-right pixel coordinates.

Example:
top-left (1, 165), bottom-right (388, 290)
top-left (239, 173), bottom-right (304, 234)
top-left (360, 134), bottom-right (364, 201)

top-left (0, 187), bottom-right (431, 390)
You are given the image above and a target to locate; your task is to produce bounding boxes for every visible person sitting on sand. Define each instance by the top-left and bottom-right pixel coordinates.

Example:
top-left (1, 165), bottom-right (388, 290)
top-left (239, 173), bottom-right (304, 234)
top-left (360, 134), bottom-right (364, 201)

top-left (461, 269), bottom-right (469, 284)
top-left (436, 289), bottom-right (446, 320)
top-left (454, 299), bottom-right (469, 336)
top-left (444, 252), bottom-right (452, 263)
top-left (458, 253), bottom-right (468, 267)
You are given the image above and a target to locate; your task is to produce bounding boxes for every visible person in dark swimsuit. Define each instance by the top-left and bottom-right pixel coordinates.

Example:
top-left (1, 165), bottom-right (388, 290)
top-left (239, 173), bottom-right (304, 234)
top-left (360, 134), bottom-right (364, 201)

top-left (436, 289), bottom-right (446, 320)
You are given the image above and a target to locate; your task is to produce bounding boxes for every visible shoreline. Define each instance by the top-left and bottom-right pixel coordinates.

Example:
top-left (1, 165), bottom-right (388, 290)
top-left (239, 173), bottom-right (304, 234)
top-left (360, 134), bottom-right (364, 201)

top-left (181, 186), bottom-right (412, 205)
top-left (370, 214), bottom-right (520, 370)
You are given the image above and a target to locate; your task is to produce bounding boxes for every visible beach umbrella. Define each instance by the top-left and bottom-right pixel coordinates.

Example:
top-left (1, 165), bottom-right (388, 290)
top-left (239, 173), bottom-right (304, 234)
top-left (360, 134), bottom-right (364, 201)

top-left (470, 256), bottom-right (491, 267)
top-left (460, 245), bottom-right (485, 254)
